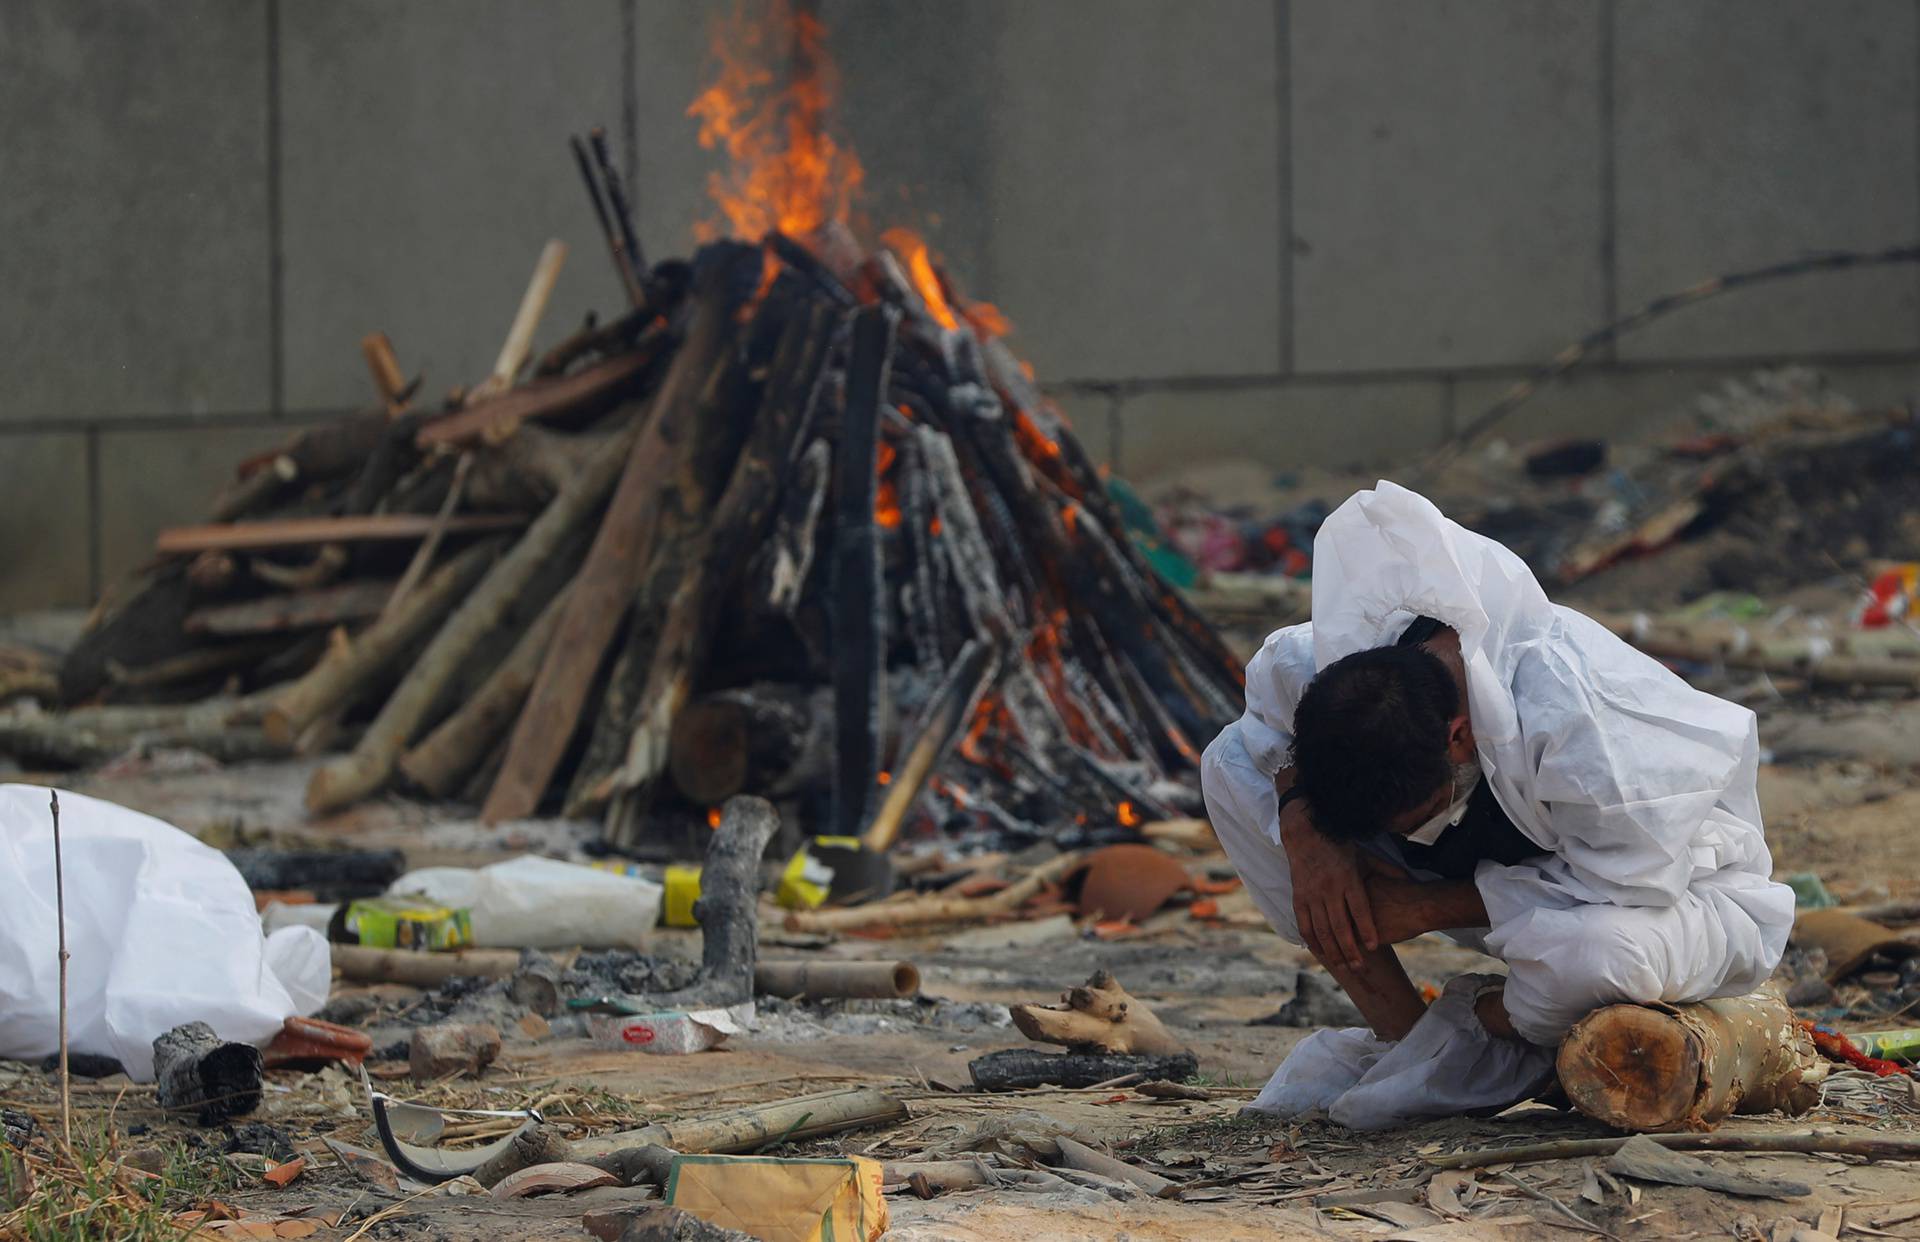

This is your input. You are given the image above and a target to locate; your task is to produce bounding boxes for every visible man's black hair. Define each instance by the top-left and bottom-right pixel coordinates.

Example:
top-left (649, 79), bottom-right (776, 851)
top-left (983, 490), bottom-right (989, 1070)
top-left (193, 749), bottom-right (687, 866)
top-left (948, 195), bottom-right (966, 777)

top-left (1289, 645), bottom-right (1459, 842)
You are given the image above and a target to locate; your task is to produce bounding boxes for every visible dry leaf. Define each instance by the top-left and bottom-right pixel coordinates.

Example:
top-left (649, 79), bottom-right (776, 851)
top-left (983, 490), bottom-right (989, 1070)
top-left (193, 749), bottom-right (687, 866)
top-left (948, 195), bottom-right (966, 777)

top-left (1426, 1170), bottom-right (1474, 1219)
top-left (273, 1222), bottom-right (321, 1239)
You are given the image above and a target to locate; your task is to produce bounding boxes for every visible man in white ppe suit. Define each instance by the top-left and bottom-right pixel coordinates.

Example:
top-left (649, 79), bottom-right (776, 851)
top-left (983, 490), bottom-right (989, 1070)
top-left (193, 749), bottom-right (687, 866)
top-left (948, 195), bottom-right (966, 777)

top-left (1202, 482), bottom-right (1794, 1129)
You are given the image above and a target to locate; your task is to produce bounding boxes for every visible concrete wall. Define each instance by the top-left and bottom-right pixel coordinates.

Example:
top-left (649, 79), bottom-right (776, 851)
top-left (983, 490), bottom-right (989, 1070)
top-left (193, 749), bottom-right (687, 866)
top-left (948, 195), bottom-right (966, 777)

top-left (4, 0), bottom-right (1917, 610)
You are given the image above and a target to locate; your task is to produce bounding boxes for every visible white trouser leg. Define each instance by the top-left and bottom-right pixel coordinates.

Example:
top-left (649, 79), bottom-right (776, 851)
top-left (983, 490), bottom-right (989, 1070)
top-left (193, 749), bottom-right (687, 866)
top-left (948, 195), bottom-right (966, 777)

top-left (1202, 720), bottom-right (1311, 943)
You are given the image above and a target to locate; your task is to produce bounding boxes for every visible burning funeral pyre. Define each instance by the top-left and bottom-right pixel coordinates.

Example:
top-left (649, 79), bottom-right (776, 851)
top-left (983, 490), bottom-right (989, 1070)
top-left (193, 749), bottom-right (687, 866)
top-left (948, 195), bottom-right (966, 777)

top-left (23, 2), bottom-right (1245, 854)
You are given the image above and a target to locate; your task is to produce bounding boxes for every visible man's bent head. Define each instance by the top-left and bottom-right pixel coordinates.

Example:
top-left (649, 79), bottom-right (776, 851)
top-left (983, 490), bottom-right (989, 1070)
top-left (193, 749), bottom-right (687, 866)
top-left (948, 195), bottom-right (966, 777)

top-left (1290, 645), bottom-right (1473, 842)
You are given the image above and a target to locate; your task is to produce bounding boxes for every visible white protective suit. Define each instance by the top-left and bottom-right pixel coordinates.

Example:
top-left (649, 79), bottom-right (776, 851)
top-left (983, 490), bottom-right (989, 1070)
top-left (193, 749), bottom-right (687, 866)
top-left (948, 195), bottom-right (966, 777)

top-left (0, 786), bottom-right (330, 1081)
top-left (1202, 482), bottom-right (1794, 1127)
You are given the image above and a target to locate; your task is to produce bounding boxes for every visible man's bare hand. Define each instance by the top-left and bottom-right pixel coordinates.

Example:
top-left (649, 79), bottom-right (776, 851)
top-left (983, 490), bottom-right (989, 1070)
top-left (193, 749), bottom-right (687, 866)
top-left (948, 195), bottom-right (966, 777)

top-left (1280, 799), bottom-right (1376, 969)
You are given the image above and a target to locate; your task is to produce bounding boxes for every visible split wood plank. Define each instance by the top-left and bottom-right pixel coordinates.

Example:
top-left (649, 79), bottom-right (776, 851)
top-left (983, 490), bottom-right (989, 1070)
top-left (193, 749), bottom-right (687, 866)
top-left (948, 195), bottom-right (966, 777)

top-left (185, 583), bottom-right (399, 637)
top-left (155, 513), bottom-right (521, 556)
top-left (415, 347), bottom-right (655, 450)
top-left (479, 252), bottom-right (740, 824)
top-left (587, 298), bottom-right (839, 827)
top-left (828, 303), bottom-right (898, 838)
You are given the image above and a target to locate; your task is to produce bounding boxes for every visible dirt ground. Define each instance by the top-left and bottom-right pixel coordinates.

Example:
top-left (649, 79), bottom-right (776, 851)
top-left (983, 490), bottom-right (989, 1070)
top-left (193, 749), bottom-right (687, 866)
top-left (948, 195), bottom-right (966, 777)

top-left (3, 685), bottom-right (1917, 1240)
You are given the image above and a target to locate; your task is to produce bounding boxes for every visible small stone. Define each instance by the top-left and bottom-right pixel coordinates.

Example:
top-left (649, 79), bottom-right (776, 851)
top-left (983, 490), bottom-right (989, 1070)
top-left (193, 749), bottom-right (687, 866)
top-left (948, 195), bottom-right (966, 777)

top-left (409, 1023), bottom-right (502, 1081)
top-left (121, 1145), bottom-right (168, 1174)
top-left (1785, 977), bottom-right (1834, 1008)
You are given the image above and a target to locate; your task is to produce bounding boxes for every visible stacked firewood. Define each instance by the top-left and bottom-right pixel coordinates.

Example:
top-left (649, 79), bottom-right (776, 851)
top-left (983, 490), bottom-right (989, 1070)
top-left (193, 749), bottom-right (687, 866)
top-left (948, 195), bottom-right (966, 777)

top-left (17, 136), bottom-right (1244, 850)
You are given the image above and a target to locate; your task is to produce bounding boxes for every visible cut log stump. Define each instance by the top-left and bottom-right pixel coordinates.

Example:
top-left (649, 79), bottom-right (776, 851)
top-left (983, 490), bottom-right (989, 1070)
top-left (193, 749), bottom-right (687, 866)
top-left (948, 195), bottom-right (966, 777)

top-left (1556, 993), bottom-right (1827, 1132)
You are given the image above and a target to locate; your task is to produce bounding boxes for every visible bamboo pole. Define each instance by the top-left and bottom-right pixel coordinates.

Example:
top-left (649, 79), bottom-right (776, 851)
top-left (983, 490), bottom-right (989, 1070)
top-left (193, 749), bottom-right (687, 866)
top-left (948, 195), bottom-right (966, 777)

top-left (784, 851), bottom-right (1084, 934)
top-left (1428, 1129), bottom-right (1920, 1171)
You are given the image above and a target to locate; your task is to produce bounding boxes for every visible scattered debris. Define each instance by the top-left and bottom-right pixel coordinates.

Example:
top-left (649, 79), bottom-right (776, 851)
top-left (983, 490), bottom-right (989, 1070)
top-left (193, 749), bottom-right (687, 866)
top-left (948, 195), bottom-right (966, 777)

top-left (408, 1022), bottom-right (502, 1081)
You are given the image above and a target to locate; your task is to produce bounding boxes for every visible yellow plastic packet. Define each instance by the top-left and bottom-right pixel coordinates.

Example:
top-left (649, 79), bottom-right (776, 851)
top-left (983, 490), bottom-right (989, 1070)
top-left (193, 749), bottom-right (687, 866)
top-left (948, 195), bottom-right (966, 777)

top-left (345, 898), bottom-right (472, 950)
top-left (776, 843), bottom-right (842, 911)
top-left (666, 1154), bottom-right (887, 1242)
top-left (662, 865), bottom-right (702, 927)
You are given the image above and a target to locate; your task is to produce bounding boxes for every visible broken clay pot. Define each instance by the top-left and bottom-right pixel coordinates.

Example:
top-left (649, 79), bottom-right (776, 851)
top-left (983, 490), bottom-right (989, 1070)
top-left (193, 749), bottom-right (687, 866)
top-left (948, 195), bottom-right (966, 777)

top-left (1074, 843), bottom-right (1191, 923)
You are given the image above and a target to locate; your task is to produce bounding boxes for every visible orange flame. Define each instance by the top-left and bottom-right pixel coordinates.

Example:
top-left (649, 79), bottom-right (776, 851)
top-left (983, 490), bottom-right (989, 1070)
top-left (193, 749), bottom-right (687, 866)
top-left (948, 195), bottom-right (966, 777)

top-left (688, 0), bottom-right (864, 242)
top-left (874, 441), bottom-right (901, 529)
top-left (1117, 801), bottom-right (1142, 828)
top-left (880, 228), bottom-right (959, 330)
top-left (707, 806), bottom-right (723, 830)
top-left (963, 300), bottom-right (1013, 339)
top-left (877, 770), bottom-right (892, 786)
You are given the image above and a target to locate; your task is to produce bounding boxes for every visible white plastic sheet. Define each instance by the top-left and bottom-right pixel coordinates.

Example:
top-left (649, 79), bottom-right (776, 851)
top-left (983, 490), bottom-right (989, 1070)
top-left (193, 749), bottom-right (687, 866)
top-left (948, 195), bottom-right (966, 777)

top-left (388, 855), bottom-right (663, 950)
top-left (0, 785), bottom-right (330, 1081)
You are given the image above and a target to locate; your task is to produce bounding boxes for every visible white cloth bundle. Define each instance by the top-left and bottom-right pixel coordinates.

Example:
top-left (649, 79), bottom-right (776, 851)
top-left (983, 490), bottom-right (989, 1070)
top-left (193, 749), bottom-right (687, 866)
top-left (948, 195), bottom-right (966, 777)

top-left (0, 786), bottom-right (329, 1081)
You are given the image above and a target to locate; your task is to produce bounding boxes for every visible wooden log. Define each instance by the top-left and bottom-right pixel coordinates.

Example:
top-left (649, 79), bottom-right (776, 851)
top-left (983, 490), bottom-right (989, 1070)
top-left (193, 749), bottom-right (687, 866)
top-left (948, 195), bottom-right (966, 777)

top-left (473, 1088), bottom-right (908, 1188)
top-left (153, 1021), bottom-right (263, 1126)
top-left (1051, 1136), bottom-right (1176, 1198)
top-left (569, 313), bottom-right (794, 827)
top-left (967, 1049), bottom-right (1199, 1093)
top-left (667, 683), bottom-right (836, 806)
top-left (754, 960), bottom-right (920, 1000)
top-left (466, 425), bottom-right (620, 511)
top-left (1556, 994), bottom-right (1827, 1132)
top-left (754, 436), bottom-right (833, 616)
top-left (481, 250), bottom-right (745, 825)
top-left (862, 639), bottom-right (998, 852)
top-left (210, 454), bottom-right (299, 523)
top-left (784, 851), bottom-right (1084, 934)
top-left (332, 944), bottom-right (525, 986)
top-left (261, 539), bottom-right (501, 747)
top-left (361, 331), bottom-right (412, 411)
top-left (303, 421), bottom-right (642, 813)
top-left (183, 580), bottom-right (397, 637)
top-left (251, 544), bottom-right (350, 592)
top-left (415, 346), bottom-right (657, 450)
top-left (472, 239), bottom-right (568, 403)
top-left (829, 305), bottom-right (898, 838)
top-left (1600, 616), bottom-right (1920, 693)
top-left (396, 582), bottom-right (574, 797)
top-left (1009, 970), bottom-right (1187, 1057)
top-left (571, 135), bottom-right (645, 307)
top-left (105, 638), bottom-right (283, 690)
top-left (0, 705), bottom-right (287, 768)
top-left (533, 306), bottom-right (648, 377)
top-left (655, 795), bottom-right (781, 1008)
top-left (585, 298), bottom-right (839, 825)
top-left (155, 513), bottom-right (522, 556)
top-left (380, 452), bottom-right (473, 620)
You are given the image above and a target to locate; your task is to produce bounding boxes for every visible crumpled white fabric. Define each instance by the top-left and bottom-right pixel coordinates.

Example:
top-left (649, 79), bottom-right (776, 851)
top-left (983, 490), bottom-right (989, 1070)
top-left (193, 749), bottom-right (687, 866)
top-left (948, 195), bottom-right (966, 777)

top-left (0, 785), bottom-right (329, 1081)
top-left (1208, 481), bottom-right (1794, 1045)
top-left (1246, 974), bottom-right (1556, 1129)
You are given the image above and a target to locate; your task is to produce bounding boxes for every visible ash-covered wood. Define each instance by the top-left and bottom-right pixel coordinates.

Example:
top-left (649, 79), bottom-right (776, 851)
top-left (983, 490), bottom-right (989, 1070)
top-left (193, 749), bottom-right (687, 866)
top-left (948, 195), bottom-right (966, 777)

top-left (153, 1021), bottom-right (263, 1126)
top-left (25, 166), bottom-right (1243, 850)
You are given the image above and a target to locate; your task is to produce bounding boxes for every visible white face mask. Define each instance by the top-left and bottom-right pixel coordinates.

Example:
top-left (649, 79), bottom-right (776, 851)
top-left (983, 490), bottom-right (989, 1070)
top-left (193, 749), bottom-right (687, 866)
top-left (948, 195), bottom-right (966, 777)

top-left (1403, 756), bottom-right (1482, 846)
